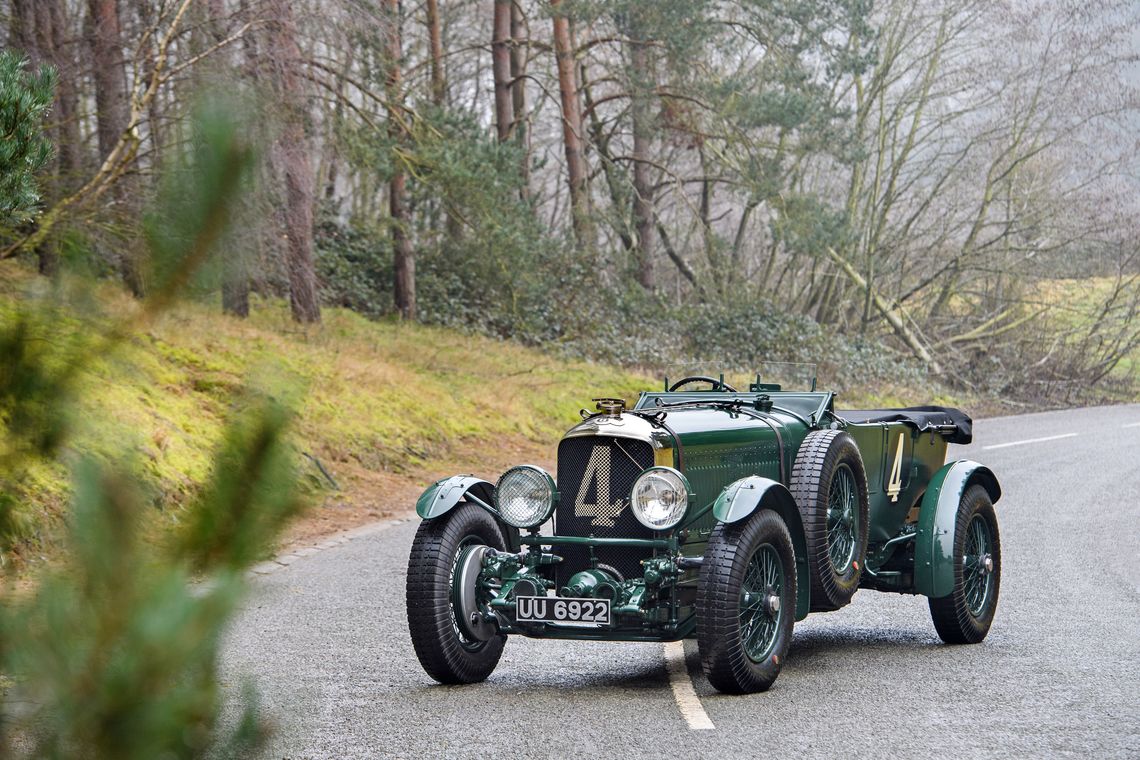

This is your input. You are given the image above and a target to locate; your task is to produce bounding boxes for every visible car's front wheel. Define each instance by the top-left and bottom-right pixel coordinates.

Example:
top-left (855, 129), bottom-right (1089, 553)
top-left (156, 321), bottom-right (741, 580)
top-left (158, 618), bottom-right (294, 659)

top-left (696, 509), bottom-right (796, 694)
top-left (928, 485), bottom-right (1001, 644)
top-left (406, 503), bottom-right (507, 683)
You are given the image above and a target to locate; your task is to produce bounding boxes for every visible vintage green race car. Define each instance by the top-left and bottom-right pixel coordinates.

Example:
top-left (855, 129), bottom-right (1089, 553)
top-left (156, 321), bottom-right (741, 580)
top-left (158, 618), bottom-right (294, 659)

top-left (405, 374), bottom-right (1001, 693)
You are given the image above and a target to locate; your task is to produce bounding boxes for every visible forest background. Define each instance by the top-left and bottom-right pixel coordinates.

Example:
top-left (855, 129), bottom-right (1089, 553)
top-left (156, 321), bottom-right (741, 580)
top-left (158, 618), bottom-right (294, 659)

top-left (2, 0), bottom-right (1136, 399)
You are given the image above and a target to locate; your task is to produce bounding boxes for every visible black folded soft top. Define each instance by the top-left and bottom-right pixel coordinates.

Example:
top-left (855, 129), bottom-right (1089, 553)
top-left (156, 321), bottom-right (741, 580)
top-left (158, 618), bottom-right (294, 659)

top-left (837, 405), bottom-right (973, 445)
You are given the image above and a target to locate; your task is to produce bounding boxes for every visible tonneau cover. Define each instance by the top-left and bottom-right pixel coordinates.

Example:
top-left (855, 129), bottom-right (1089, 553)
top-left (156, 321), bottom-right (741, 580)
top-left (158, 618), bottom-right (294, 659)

top-left (837, 405), bottom-right (973, 445)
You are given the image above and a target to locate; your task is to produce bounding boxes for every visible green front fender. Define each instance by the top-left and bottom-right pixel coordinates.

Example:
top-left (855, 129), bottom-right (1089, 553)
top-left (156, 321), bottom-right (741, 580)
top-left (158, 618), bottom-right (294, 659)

top-left (914, 460), bottom-right (1001, 598)
top-left (713, 476), bottom-right (811, 620)
top-left (415, 475), bottom-right (520, 551)
top-left (415, 475), bottom-right (496, 519)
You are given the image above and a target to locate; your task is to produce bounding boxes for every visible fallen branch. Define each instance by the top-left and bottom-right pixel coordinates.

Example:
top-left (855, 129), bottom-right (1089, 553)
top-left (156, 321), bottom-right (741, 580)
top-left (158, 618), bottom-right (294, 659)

top-left (935, 306), bottom-right (1047, 347)
top-left (825, 247), bottom-right (942, 375)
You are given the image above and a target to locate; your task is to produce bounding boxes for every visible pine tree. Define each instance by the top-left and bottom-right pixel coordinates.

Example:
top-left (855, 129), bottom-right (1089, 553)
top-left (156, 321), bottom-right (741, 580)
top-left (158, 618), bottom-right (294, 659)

top-left (0, 51), bottom-right (55, 229)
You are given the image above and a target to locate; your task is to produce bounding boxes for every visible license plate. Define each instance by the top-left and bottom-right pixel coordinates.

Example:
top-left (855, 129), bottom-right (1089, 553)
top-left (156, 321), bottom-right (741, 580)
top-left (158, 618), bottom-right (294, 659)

top-left (515, 595), bottom-right (611, 625)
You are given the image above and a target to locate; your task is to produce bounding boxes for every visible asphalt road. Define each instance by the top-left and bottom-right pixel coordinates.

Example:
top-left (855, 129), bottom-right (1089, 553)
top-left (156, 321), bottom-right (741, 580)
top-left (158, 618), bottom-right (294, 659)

top-left (220, 405), bottom-right (1140, 758)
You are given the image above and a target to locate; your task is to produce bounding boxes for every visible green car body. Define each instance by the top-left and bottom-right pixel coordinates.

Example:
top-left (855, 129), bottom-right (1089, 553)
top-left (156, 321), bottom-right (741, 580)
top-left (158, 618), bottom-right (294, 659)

top-left (407, 376), bottom-right (1002, 692)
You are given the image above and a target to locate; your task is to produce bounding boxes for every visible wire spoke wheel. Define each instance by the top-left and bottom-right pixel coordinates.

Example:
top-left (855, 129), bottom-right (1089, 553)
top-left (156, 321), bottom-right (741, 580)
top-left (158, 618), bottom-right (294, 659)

top-left (739, 544), bottom-right (784, 663)
top-left (698, 510), bottom-right (796, 693)
top-left (826, 463), bottom-right (858, 574)
top-left (962, 514), bottom-right (994, 618)
top-left (928, 485), bottom-right (1001, 645)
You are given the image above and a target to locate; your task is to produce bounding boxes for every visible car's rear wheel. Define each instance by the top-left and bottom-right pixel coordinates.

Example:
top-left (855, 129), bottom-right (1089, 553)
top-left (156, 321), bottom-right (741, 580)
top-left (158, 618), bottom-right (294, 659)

top-left (406, 503), bottom-right (507, 684)
top-left (697, 509), bottom-right (796, 694)
top-left (790, 429), bottom-right (869, 611)
top-left (928, 485), bottom-right (1001, 644)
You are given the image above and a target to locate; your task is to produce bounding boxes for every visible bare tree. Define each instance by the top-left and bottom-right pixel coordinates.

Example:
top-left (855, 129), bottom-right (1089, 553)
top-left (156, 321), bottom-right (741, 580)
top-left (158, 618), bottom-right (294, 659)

top-left (625, 10), bottom-right (656, 290)
top-left (384, 0), bottom-right (415, 320)
top-left (550, 0), bottom-right (590, 248)
top-left (266, 0), bottom-right (320, 323)
top-left (204, 0), bottom-right (250, 318)
top-left (491, 0), bottom-right (513, 142)
top-left (510, 0), bottom-right (530, 195)
top-left (425, 0), bottom-right (445, 106)
top-left (1, 0), bottom-right (1134, 399)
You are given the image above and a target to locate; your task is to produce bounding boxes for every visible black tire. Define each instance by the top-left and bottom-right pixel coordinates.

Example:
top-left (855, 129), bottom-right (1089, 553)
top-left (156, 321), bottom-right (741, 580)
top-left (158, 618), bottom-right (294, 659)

top-left (789, 429), bottom-right (869, 611)
top-left (406, 503), bottom-right (508, 684)
top-left (697, 509), bottom-right (797, 694)
top-left (928, 485), bottom-right (1001, 644)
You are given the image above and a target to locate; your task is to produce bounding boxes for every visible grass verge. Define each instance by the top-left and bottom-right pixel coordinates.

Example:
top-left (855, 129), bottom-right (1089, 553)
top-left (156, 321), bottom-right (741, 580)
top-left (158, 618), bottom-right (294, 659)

top-left (1, 265), bottom-right (986, 569)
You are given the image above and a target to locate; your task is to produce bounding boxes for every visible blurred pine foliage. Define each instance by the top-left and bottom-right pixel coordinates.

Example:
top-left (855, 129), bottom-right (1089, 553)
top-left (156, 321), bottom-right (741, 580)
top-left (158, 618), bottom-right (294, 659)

top-left (0, 103), bottom-right (306, 758)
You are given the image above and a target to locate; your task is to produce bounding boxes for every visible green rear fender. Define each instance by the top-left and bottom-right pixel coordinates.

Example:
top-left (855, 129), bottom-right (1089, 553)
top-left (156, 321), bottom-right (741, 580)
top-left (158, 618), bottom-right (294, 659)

top-left (713, 476), bottom-right (811, 620)
top-left (914, 460), bottom-right (1001, 598)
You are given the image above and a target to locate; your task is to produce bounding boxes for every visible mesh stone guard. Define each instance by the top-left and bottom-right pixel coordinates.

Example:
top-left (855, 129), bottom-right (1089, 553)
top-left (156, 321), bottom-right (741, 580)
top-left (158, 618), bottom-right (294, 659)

top-left (554, 435), bottom-right (656, 585)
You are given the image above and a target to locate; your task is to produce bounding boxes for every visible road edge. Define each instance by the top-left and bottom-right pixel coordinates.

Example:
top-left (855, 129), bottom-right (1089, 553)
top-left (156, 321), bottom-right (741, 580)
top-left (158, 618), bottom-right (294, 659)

top-left (247, 510), bottom-right (418, 579)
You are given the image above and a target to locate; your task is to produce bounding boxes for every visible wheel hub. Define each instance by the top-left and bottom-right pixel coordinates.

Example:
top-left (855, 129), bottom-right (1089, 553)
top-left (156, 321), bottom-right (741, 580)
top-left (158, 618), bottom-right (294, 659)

top-left (739, 543), bottom-right (785, 664)
top-left (742, 589), bottom-right (781, 617)
top-left (452, 545), bottom-right (496, 642)
top-left (980, 554), bottom-right (993, 575)
top-left (764, 593), bottom-right (781, 616)
top-left (827, 463), bottom-right (859, 573)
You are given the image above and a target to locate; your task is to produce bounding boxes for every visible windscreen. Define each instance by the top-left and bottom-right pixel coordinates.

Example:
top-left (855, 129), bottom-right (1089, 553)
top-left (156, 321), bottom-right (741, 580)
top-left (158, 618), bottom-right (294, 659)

top-left (655, 361), bottom-right (818, 393)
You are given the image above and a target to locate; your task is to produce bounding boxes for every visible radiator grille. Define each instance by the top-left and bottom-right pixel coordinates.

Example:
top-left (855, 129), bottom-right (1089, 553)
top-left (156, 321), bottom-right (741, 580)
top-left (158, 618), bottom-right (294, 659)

top-left (554, 435), bottom-right (655, 585)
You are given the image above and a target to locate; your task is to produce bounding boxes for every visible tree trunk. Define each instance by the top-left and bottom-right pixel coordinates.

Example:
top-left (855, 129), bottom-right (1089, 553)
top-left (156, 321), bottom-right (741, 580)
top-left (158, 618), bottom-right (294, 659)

top-left (136, 0), bottom-right (172, 164)
top-left (86, 0), bottom-right (129, 164)
top-left (581, 65), bottom-right (632, 253)
top-left (492, 0), bottom-right (513, 142)
top-left (267, 0), bottom-right (320, 323)
top-left (657, 216), bottom-right (703, 298)
top-left (44, 1), bottom-right (80, 187)
top-left (627, 14), bottom-right (655, 290)
top-left (322, 45), bottom-right (353, 201)
top-left (550, 0), bottom-right (590, 248)
top-left (87, 0), bottom-right (144, 295)
top-left (509, 0), bottom-right (531, 197)
top-left (204, 0), bottom-right (250, 318)
top-left (698, 145), bottom-right (721, 295)
top-left (384, 0), bottom-right (415, 321)
top-left (13, 0), bottom-right (81, 187)
top-left (425, 0), bottom-right (445, 106)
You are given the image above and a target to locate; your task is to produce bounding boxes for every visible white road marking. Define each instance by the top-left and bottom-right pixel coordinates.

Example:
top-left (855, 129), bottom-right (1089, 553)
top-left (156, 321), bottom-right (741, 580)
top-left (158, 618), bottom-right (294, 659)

top-left (982, 433), bottom-right (1078, 450)
top-left (663, 641), bottom-right (715, 730)
top-left (1123, 422), bottom-right (1140, 428)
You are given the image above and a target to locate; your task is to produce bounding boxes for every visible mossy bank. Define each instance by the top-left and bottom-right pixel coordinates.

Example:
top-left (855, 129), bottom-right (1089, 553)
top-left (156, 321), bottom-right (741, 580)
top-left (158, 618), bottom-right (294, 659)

top-left (0, 265), bottom-right (977, 571)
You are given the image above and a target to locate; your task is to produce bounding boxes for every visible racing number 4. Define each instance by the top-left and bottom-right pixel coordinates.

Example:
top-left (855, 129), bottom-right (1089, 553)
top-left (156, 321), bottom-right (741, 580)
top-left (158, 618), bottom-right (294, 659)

top-left (887, 432), bottom-right (905, 502)
top-left (575, 445), bottom-right (623, 526)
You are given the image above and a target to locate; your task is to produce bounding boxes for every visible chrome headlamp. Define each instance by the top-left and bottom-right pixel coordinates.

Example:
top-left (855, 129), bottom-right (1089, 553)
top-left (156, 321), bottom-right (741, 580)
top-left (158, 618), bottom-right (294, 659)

top-left (630, 466), bottom-right (691, 531)
top-left (495, 465), bottom-right (557, 529)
